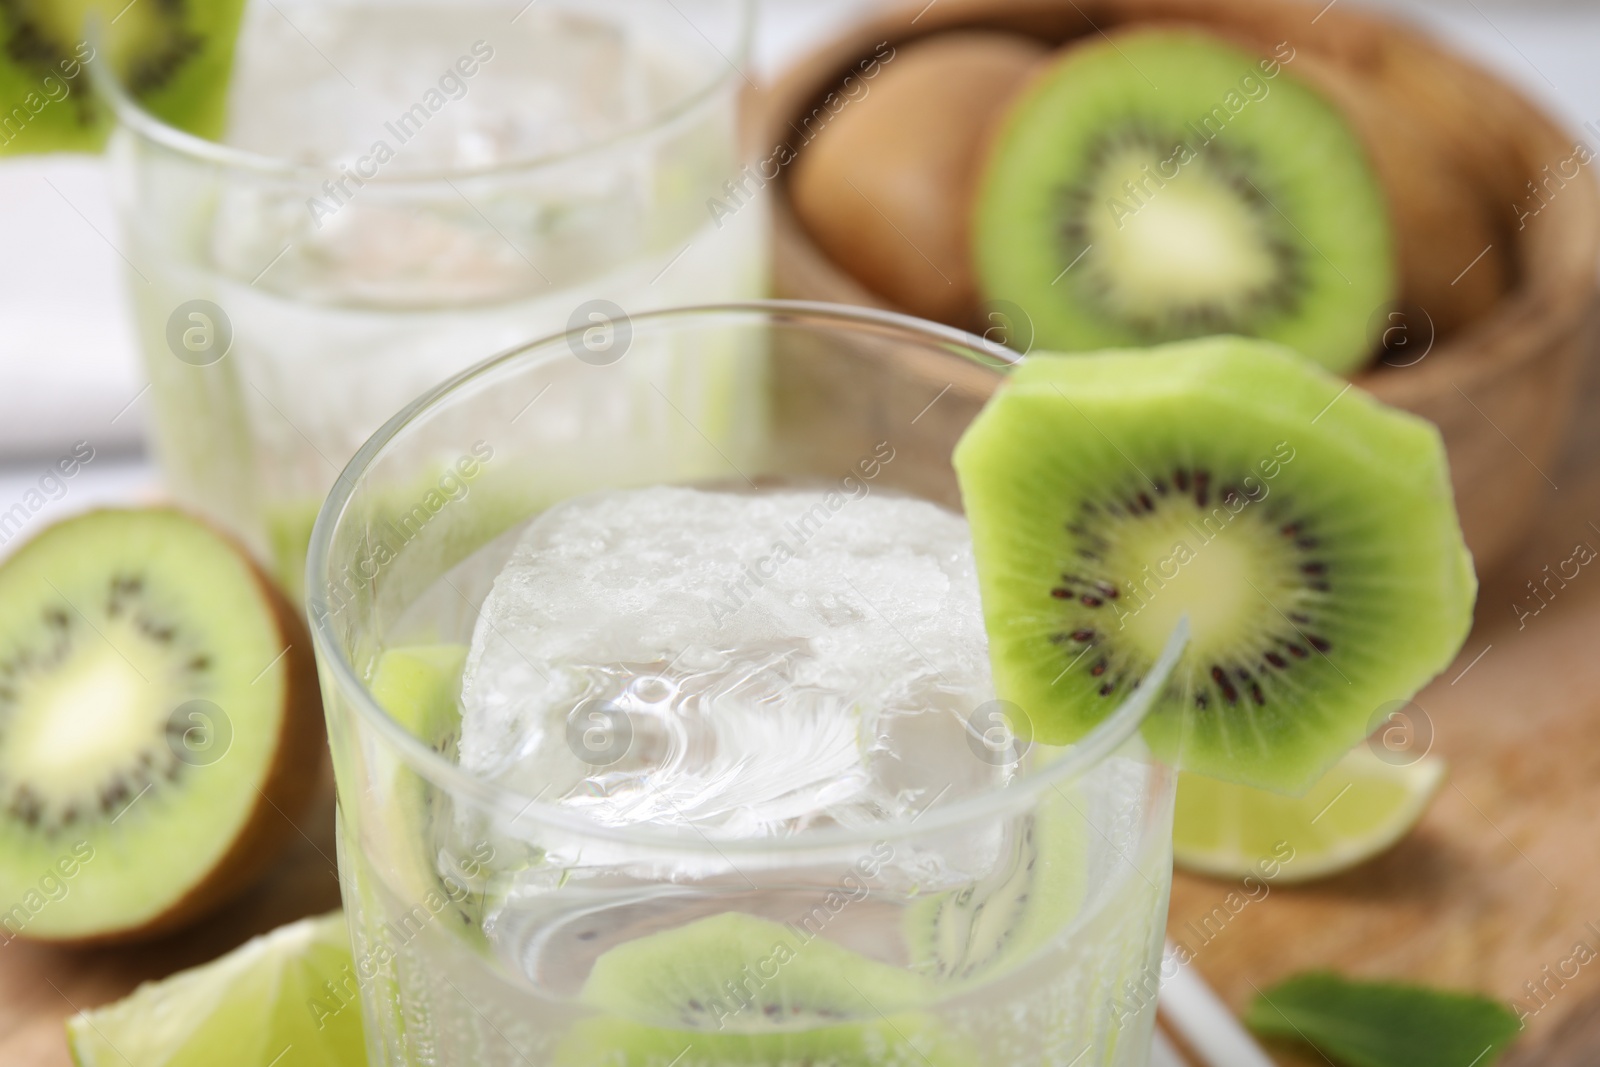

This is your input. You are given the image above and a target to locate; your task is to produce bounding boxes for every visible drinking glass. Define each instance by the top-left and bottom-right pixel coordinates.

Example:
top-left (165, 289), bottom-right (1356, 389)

top-left (103, 0), bottom-right (764, 599)
top-left (307, 302), bottom-right (1184, 1066)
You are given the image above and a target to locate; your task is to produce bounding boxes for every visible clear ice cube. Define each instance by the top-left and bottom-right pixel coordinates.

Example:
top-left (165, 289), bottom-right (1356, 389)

top-left (457, 487), bottom-right (1002, 839)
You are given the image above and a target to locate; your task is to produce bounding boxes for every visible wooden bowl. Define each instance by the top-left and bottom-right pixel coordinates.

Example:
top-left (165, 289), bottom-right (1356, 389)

top-left (754, 0), bottom-right (1600, 577)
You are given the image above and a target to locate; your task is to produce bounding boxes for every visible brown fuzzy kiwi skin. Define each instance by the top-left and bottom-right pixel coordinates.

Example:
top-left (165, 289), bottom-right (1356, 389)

top-left (789, 32), bottom-right (1049, 326)
top-left (1288, 52), bottom-right (1511, 343)
top-left (17, 509), bottom-right (326, 948)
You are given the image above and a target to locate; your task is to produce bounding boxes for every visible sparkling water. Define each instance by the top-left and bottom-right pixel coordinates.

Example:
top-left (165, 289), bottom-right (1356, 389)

top-left (113, 1), bottom-right (767, 596)
top-left (342, 487), bottom-right (1174, 1066)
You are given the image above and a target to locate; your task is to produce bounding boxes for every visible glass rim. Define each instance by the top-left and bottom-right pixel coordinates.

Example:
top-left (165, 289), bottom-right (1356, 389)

top-left (306, 300), bottom-right (1183, 854)
top-left (92, 0), bottom-right (755, 185)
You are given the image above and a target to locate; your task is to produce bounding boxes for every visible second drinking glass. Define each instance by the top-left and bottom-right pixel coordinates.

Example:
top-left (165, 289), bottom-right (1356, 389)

top-left (105, 0), bottom-right (765, 597)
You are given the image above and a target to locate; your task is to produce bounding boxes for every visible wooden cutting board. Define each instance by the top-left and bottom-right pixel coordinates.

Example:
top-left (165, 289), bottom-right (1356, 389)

top-left (4, 345), bottom-right (1599, 1065)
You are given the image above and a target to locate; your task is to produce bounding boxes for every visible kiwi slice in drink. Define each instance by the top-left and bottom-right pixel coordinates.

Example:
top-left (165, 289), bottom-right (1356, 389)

top-left (0, 509), bottom-right (322, 943)
top-left (975, 28), bottom-right (1395, 374)
top-left (953, 337), bottom-right (1475, 792)
top-left (364, 644), bottom-right (497, 945)
top-left (0, 0), bottom-right (248, 153)
top-left (569, 912), bottom-right (969, 1066)
top-left (368, 643), bottom-right (467, 751)
top-left (904, 783), bottom-right (1089, 985)
top-left (554, 1015), bottom-right (968, 1067)
top-left (582, 912), bottom-right (933, 1027)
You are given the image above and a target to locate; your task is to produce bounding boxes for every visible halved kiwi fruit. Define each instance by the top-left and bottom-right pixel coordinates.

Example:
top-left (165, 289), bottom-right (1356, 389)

top-left (790, 32), bottom-right (1050, 325)
top-left (570, 911), bottom-right (968, 1066)
top-left (974, 28), bottom-right (1396, 373)
top-left (953, 337), bottom-right (1475, 792)
top-left (0, 509), bottom-right (321, 943)
top-left (0, 0), bottom-right (247, 154)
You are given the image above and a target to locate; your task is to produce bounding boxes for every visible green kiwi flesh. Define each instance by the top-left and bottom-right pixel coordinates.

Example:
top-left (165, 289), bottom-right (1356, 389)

top-left (582, 912), bottom-right (933, 1028)
top-left (904, 780), bottom-right (1089, 984)
top-left (0, 0), bottom-right (248, 154)
top-left (365, 644), bottom-right (494, 945)
top-left (575, 912), bottom-right (968, 1065)
top-left (953, 338), bottom-right (1475, 792)
top-left (368, 643), bottom-right (468, 747)
top-left (0, 509), bottom-right (320, 942)
top-left (554, 1015), bottom-right (969, 1067)
top-left (975, 29), bottom-right (1396, 374)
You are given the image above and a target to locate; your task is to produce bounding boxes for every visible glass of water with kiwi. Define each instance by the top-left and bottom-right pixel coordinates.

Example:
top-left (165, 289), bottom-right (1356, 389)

top-left (306, 304), bottom-right (1197, 1067)
top-left (101, 0), bottom-right (764, 602)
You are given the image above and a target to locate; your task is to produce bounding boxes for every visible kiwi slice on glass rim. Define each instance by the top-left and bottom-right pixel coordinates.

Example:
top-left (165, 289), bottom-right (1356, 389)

top-left (0, 0), bottom-right (248, 154)
top-left (953, 337), bottom-right (1474, 793)
top-left (0, 509), bottom-right (322, 944)
top-left (974, 27), bottom-right (1395, 374)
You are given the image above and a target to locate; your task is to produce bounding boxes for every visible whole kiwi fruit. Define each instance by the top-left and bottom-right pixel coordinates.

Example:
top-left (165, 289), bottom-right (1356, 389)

top-left (1291, 51), bottom-right (1511, 342)
top-left (790, 31), bottom-right (1050, 326)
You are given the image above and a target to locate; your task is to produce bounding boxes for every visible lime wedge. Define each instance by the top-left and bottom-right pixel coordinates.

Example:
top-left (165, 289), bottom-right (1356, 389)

top-left (1173, 745), bottom-right (1446, 883)
top-left (66, 912), bottom-right (366, 1066)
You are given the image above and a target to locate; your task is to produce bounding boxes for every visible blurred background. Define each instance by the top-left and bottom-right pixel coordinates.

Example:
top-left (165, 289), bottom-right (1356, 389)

top-left (2, 0), bottom-right (1596, 534)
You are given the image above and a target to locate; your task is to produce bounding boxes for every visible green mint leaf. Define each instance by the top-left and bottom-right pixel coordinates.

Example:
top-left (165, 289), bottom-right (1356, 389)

top-left (1245, 971), bottom-right (1521, 1067)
